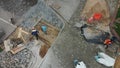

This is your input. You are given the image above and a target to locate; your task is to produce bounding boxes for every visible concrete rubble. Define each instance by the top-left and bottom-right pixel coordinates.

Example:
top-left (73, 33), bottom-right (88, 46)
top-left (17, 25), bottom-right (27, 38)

top-left (0, 49), bottom-right (33, 68)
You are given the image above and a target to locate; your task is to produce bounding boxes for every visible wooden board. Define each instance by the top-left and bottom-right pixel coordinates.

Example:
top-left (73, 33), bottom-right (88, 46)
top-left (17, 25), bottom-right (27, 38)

top-left (8, 27), bottom-right (30, 43)
top-left (10, 46), bottom-right (25, 54)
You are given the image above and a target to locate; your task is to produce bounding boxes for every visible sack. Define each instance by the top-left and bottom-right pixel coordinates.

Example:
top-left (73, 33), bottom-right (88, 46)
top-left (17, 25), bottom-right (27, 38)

top-left (76, 61), bottom-right (86, 68)
top-left (95, 52), bottom-right (115, 67)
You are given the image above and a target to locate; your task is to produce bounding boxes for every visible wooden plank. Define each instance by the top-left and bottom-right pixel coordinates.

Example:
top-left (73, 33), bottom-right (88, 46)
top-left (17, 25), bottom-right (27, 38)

top-left (10, 45), bottom-right (25, 54)
top-left (40, 20), bottom-right (59, 31)
top-left (8, 27), bottom-right (30, 44)
top-left (4, 40), bottom-right (11, 52)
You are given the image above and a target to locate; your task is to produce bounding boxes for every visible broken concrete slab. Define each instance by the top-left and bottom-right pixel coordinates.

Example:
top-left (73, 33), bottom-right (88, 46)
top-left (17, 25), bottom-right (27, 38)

top-left (0, 49), bottom-right (33, 68)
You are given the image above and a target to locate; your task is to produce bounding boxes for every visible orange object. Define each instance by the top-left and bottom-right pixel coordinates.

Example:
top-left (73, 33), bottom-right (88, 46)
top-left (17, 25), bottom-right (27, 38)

top-left (104, 39), bottom-right (112, 45)
top-left (93, 13), bottom-right (102, 20)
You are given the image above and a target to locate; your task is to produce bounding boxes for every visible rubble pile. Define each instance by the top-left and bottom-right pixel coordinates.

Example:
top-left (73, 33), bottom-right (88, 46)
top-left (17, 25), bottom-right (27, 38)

top-left (0, 49), bottom-right (33, 68)
top-left (10, 38), bottom-right (24, 48)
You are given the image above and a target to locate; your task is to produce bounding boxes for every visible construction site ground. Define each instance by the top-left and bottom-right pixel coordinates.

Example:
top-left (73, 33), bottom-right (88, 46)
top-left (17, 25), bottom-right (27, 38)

top-left (0, 0), bottom-right (120, 68)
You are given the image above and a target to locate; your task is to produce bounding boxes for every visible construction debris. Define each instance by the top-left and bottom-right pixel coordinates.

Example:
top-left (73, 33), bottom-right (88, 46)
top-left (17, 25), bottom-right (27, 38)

top-left (10, 38), bottom-right (23, 48)
top-left (10, 44), bottom-right (25, 54)
top-left (3, 27), bottom-right (30, 54)
top-left (0, 49), bottom-right (33, 68)
top-left (4, 39), bottom-right (12, 52)
top-left (17, 27), bottom-right (30, 43)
